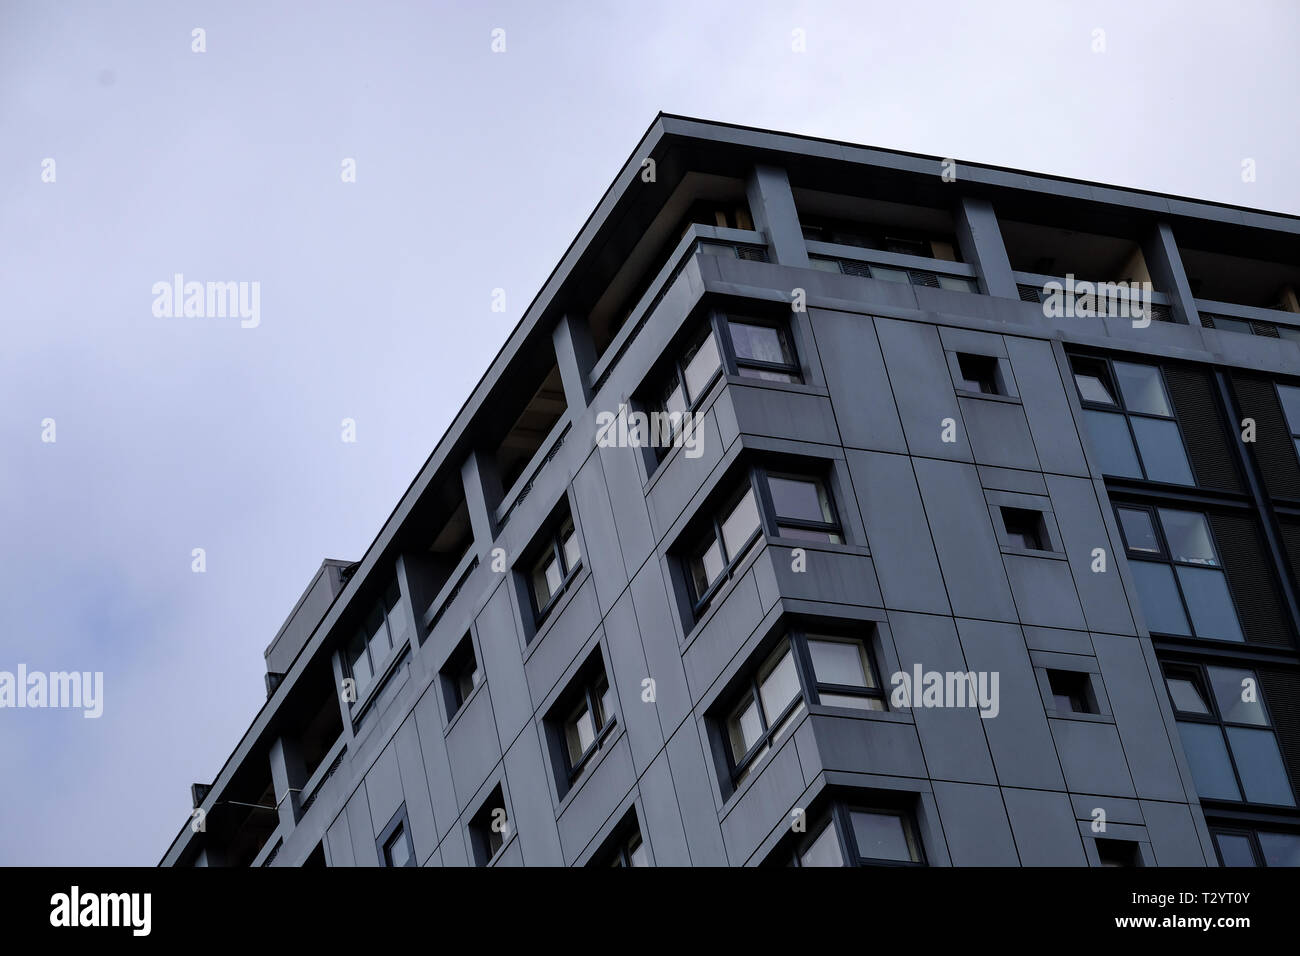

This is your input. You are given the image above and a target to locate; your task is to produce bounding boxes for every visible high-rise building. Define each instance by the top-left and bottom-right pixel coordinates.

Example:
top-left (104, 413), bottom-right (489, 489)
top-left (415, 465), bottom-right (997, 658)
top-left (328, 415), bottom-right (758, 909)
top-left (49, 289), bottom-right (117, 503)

top-left (161, 115), bottom-right (1300, 868)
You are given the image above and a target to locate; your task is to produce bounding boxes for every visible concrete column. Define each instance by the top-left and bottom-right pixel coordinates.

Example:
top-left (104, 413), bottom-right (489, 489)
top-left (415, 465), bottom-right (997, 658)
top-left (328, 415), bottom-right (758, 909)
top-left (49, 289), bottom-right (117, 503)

top-left (461, 448), bottom-right (504, 557)
top-left (1142, 221), bottom-right (1202, 326)
top-left (269, 736), bottom-right (307, 831)
top-left (552, 312), bottom-right (597, 409)
top-left (745, 164), bottom-right (810, 268)
top-left (955, 197), bottom-right (1018, 299)
top-left (396, 551), bottom-right (441, 648)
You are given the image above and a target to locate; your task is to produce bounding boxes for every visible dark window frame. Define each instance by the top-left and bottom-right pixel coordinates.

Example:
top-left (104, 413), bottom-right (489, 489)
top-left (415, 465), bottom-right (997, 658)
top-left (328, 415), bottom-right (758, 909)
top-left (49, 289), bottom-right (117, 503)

top-left (955, 352), bottom-right (1003, 395)
top-left (527, 512), bottom-right (583, 626)
top-left (1162, 660), bottom-right (1295, 808)
top-left (440, 632), bottom-right (481, 722)
top-left (341, 581), bottom-right (410, 718)
top-left (720, 629), bottom-right (885, 785)
top-left (376, 803), bottom-right (415, 868)
top-left (559, 667), bottom-right (618, 782)
top-left (784, 802), bottom-right (926, 868)
top-left (1047, 668), bottom-right (1097, 714)
top-left (468, 785), bottom-right (509, 867)
top-left (1210, 825), bottom-right (1300, 867)
top-left (1000, 506), bottom-right (1050, 552)
top-left (1114, 502), bottom-right (1245, 642)
top-left (1070, 354), bottom-right (1195, 485)
top-left (720, 313), bottom-right (803, 384)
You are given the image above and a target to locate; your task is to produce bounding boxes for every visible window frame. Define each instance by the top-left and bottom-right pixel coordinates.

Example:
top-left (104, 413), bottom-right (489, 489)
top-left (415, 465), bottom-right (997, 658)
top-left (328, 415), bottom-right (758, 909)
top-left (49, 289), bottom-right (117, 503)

top-left (783, 802), bottom-right (926, 868)
top-left (1162, 660), bottom-right (1295, 808)
top-left (528, 513), bottom-right (583, 625)
top-left (719, 313), bottom-right (803, 384)
top-left (720, 629), bottom-right (885, 785)
top-left (1210, 826), bottom-right (1300, 867)
top-left (560, 668), bottom-right (618, 782)
top-left (440, 632), bottom-right (482, 722)
top-left (468, 785), bottom-right (510, 867)
top-left (376, 804), bottom-right (415, 868)
top-left (341, 581), bottom-right (409, 716)
top-left (1070, 355), bottom-right (1195, 485)
top-left (1114, 503), bottom-right (1245, 643)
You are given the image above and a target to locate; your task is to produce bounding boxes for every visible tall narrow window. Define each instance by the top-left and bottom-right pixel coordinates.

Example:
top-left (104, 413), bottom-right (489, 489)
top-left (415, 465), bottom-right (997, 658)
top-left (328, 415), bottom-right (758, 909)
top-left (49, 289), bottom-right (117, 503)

top-left (342, 582), bottom-right (405, 705)
top-left (468, 786), bottom-right (510, 866)
top-left (1116, 505), bottom-right (1243, 642)
top-left (724, 640), bottom-right (805, 785)
top-left (528, 513), bottom-right (582, 622)
top-left (1071, 356), bottom-right (1194, 485)
top-left (1164, 663), bottom-right (1295, 807)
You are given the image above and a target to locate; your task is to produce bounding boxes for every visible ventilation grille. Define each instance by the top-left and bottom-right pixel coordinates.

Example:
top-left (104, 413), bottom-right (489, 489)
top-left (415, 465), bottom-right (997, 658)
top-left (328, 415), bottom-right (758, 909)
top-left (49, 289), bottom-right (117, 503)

top-left (1208, 512), bottom-right (1293, 648)
top-left (1204, 312), bottom-right (1290, 338)
top-left (1257, 668), bottom-right (1300, 799)
top-left (1017, 284), bottom-right (1044, 303)
top-left (1017, 284), bottom-right (1172, 321)
top-left (735, 244), bottom-right (770, 263)
top-left (1162, 366), bottom-right (1242, 492)
top-left (1232, 375), bottom-right (1300, 500)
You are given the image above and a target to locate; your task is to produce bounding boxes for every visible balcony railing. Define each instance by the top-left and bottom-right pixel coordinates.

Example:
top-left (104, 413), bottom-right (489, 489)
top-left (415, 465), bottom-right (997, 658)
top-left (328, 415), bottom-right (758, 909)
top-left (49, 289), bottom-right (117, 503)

top-left (1013, 271), bottom-right (1174, 323)
top-left (805, 239), bottom-right (979, 293)
top-left (1197, 297), bottom-right (1300, 342)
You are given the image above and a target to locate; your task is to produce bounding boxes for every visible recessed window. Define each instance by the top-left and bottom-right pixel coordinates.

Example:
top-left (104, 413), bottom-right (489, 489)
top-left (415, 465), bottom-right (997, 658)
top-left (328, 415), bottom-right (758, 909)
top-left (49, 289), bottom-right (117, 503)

top-left (1070, 355), bottom-right (1193, 485)
top-left (562, 670), bottom-right (616, 776)
top-left (1047, 670), bottom-right (1096, 714)
top-left (780, 803), bottom-right (924, 867)
top-left (468, 786), bottom-right (509, 866)
top-left (1164, 663), bottom-right (1295, 807)
top-left (595, 814), bottom-right (650, 867)
top-left (440, 633), bottom-right (481, 721)
top-left (376, 805), bottom-right (414, 868)
top-left (727, 316), bottom-right (801, 383)
top-left (1211, 828), bottom-right (1300, 867)
top-left (955, 352), bottom-right (1002, 395)
top-left (528, 513), bottom-right (582, 624)
top-left (342, 582), bottom-right (406, 706)
top-left (1118, 505), bottom-right (1243, 642)
top-left (718, 628), bottom-right (882, 786)
top-left (1095, 838), bottom-right (1141, 867)
top-left (766, 473), bottom-right (842, 543)
top-left (1001, 507), bottom-right (1049, 552)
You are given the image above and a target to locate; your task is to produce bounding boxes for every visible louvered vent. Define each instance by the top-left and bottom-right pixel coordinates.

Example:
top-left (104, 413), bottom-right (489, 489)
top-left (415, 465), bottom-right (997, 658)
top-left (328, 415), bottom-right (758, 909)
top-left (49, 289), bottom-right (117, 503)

top-left (1208, 512), bottom-right (1293, 648)
top-left (1017, 284), bottom-right (1044, 303)
top-left (908, 269), bottom-right (940, 288)
top-left (1162, 366), bottom-right (1242, 492)
top-left (736, 245), bottom-right (769, 263)
top-left (1149, 303), bottom-right (1173, 323)
top-left (1257, 669), bottom-right (1300, 796)
top-left (841, 260), bottom-right (872, 278)
top-left (1201, 314), bottom-right (1217, 329)
top-left (1232, 375), bottom-right (1300, 500)
top-left (1253, 321), bottom-right (1281, 338)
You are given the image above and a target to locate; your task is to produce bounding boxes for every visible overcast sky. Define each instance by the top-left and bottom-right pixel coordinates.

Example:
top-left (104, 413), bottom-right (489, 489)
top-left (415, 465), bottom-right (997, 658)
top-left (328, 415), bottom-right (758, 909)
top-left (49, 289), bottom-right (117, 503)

top-left (1, 0), bottom-right (1297, 865)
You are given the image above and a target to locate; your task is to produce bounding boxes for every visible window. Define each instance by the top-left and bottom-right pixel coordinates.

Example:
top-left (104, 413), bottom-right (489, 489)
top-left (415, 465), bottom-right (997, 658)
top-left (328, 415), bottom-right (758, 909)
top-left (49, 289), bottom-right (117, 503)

top-left (342, 582), bottom-right (406, 705)
top-left (727, 316), bottom-right (801, 383)
top-left (1001, 507), bottom-right (1049, 552)
top-left (440, 633), bottom-right (481, 720)
top-left (1047, 670), bottom-right (1096, 714)
top-left (1275, 383), bottom-right (1300, 463)
top-left (561, 667), bottom-right (617, 778)
top-left (685, 465), bottom-right (842, 615)
top-left (781, 803), bottom-right (924, 867)
top-left (376, 805), bottom-right (414, 868)
top-left (596, 815), bottom-right (650, 867)
top-left (528, 513), bottom-right (582, 622)
top-left (1163, 662), bottom-right (1295, 807)
top-left (1212, 828), bottom-right (1300, 867)
top-left (1070, 356), bottom-right (1194, 485)
top-left (719, 629), bottom-right (883, 785)
top-left (1117, 505), bottom-right (1243, 642)
top-left (468, 786), bottom-right (509, 866)
top-left (955, 352), bottom-right (1002, 395)
top-left (1095, 838), bottom-right (1141, 867)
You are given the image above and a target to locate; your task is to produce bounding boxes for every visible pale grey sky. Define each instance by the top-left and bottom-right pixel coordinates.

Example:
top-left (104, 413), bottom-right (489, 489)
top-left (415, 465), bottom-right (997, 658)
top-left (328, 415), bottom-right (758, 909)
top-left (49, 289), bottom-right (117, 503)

top-left (1, 0), bottom-right (1297, 865)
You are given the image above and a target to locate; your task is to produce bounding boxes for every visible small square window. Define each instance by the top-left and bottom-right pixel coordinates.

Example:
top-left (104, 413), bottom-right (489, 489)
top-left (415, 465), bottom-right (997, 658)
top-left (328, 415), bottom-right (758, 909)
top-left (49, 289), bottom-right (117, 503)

top-left (441, 633), bottom-right (481, 721)
top-left (376, 805), bottom-right (415, 868)
top-left (1047, 670), bottom-right (1096, 714)
top-left (1001, 507), bottom-right (1049, 552)
top-left (955, 353), bottom-right (1001, 395)
top-left (1096, 838), bottom-right (1142, 867)
top-left (468, 786), bottom-right (509, 866)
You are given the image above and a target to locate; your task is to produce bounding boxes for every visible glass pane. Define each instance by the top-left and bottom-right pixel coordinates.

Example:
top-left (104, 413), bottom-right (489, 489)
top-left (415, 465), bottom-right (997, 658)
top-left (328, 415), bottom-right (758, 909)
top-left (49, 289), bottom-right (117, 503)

top-left (1158, 510), bottom-right (1218, 565)
top-left (1176, 567), bottom-right (1244, 642)
top-left (1226, 727), bottom-right (1295, 806)
top-left (346, 630), bottom-right (373, 697)
top-left (1082, 410), bottom-right (1141, 478)
top-left (1209, 667), bottom-right (1267, 725)
top-left (937, 275), bottom-right (978, 293)
top-left (697, 241), bottom-right (737, 258)
top-left (758, 644), bottom-right (801, 723)
top-left (818, 691), bottom-right (885, 711)
top-left (729, 320), bottom-right (792, 366)
top-left (1132, 418), bottom-right (1194, 485)
top-left (690, 535), bottom-right (724, 597)
top-left (1166, 677), bottom-right (1210, 715)
top-left (598, 678), bottom-right (615, 730)
top-left (456, 662), bottom-right (480, 705)
top-left (365, 606), bottom-right (391, 658)
top-left (727, 692), bottom-right (762, 761)
top-left (808, 637), bottom-right (873, 688)
top-left (1117, 508), bottom-right (1160, 553)
top-left (1214, 833), bottom-right (1258, 867)
top-left (661, 379), bottom-right (687, 419)
top-left (565, 700), bottom-right (596, 764)
top-left (1212, 317), bottom-right (1252, 336)
top-left (849, 811), bottom-right (915, 862)
top-left (1113, 362), bottom-right (1172, 416)
top-left (682, 332), bottom-right (722, 403)
top-left (776, 525), bottom-right (842, 543)
top-left (1277, 384), bottom-right (1300, 434)
top-left (1129, 562), bottom-right (1191, 636)
top-left (385, 828), bottom-right (411, 867)
top-left (799, 822), bottom-right (844, 867)
top-left (531, 551), bottom-right (560, 609)
top-left (767, 476), bottom-right (832, 524)
top-left (871, 266), bottom-right (910, 284)
top-left (1257, 832), bottom-right (1300, 867)
top-left (808, 257), bottom-right (842, 273)
top-left (720, 487), bottom-right (761, 561)
top-left (560, 521), bottom-right (580, 573)
top-left (1177, 722), bottom-right (1241, 801)
top-left (627, 835), bottom-right (649, 868)
top-left (1075, 373), bottom-right (1117, 406)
